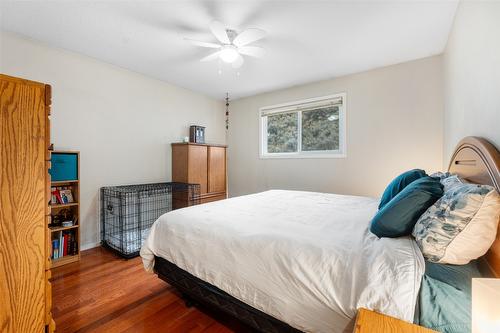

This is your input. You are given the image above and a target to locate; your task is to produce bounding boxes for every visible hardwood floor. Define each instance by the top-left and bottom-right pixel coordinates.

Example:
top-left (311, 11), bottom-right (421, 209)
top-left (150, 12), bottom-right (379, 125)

top-left (52, 247), bottom-right (254, 333)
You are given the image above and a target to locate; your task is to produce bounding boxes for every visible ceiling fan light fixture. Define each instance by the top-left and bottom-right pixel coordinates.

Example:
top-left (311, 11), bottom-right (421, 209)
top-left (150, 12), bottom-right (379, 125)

top-left (219, 45), bottom-right (239, 63)
top-left (186, 21), bottom-right (266, 68)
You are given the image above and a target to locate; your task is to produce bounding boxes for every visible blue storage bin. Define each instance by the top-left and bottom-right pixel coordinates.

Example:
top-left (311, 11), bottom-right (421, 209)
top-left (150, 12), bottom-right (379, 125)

top-left (50, 153), bottom-right (78, 181)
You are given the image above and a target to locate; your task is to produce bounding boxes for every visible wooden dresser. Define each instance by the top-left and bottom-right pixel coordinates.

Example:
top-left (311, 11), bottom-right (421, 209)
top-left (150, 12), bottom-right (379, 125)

top-left (171, 142), bottom-right (227, 207)
top-left (0, 74), bottom-right (55, 332)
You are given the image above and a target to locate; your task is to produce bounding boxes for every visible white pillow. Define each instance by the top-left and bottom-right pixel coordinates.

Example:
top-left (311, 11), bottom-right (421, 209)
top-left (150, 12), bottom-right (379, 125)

top-left (412, 176), bottom-right (500, 264)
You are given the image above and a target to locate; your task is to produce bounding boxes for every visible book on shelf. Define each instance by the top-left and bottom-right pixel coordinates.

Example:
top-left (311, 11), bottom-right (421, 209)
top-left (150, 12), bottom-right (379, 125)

top-left (51, 230), bottom-right (78, 260)
top-left (51, 187), bottom-right (58, 205)
top-left (59, 231), bottom-right (63, 258)
top-left (52, 239), bottom-right (59, 259)
top-left (51, 186), bottom-right (75, 205)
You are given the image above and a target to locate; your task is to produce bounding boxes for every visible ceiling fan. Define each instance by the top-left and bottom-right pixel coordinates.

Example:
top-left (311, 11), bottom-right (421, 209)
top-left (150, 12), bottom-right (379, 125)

top-left (185, 21), bottom-right (266, 69)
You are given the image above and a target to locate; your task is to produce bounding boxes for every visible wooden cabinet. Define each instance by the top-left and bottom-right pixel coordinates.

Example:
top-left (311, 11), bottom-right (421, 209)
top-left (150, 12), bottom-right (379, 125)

top-left (0, 74), bottom-right (54, 333)
top-left (187, 144), bottom-right (209, 194)
top-left (208, 146), bottom-right (226, 194)
top-left (172, 143), bottom-right (227, 207)
top-left (353, 308), bottom-right (437, 333)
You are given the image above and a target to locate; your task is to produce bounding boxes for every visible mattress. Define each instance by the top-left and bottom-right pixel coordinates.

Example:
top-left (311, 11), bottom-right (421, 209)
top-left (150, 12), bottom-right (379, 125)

top-left (141, 190), bottom-right (425, 333)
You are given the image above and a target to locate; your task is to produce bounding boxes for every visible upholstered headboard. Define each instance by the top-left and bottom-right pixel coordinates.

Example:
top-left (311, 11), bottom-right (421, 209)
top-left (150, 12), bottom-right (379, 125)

top-left (448, 136), bottom-right (500, 277)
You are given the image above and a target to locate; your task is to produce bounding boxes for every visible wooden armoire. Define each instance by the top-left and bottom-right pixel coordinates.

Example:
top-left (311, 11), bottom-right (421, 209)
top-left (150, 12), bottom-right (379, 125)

top-left (171, 142), bottom-right (227, 207)
top-left (0, 74), bottom-right (55, 332)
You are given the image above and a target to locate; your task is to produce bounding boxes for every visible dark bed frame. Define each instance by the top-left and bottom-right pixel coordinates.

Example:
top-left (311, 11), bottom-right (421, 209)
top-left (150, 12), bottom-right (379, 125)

top-left (154, 256), bottom-right (302, 333)
top-left (153, 136), bottom-right (500, 332)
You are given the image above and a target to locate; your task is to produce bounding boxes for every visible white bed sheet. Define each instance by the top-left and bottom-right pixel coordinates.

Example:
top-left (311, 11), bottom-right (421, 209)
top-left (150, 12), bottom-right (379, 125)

top-left (141, 190), bottom-right (424, 333)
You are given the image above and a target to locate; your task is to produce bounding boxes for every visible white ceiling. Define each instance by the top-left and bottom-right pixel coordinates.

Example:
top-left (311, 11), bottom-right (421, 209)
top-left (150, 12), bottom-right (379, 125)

top-left (0, 1), bottom-right (458, 100)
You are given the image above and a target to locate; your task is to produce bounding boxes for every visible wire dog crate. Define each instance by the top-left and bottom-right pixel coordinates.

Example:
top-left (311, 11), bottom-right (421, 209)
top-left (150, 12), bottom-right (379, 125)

top-left (100, 182), bottom-right (200, 258)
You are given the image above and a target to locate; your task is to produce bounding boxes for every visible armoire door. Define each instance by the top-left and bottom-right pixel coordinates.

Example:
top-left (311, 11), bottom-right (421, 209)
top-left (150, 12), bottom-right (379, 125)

top-left (0, 74), bottom-right (49, 333)
top-left (208, 146), bottom-right (226, 194)
top-left (188, 145), bottom-right (208, 194)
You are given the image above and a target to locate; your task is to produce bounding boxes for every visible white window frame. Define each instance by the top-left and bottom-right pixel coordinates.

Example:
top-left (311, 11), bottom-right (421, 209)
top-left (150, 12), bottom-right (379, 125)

top-left (259, 93), bottom-right (347, 159)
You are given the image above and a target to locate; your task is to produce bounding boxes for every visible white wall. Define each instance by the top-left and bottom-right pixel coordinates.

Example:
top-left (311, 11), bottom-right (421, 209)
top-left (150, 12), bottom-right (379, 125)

top-left (443, 1), bottom-right (500, 165)
top-left (228, 56), bottom-right (443, 198)
top-left (0, 31), bottom-right (226, 249)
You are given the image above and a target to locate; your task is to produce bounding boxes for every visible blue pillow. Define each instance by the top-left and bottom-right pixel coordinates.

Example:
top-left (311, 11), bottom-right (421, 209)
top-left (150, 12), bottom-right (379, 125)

top-left (379, 169), bottom-right (427, 209)
top-left (370, 176), bottom-right (443, 238)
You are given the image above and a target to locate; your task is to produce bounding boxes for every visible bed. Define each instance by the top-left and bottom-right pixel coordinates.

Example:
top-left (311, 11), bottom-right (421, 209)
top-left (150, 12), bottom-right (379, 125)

top-left (141, 136), bottom-right (500, 333)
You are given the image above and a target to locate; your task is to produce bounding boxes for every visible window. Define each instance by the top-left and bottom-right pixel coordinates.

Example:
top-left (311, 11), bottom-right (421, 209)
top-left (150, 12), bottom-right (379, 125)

top-left (260, 93), bottom-right (346, 158)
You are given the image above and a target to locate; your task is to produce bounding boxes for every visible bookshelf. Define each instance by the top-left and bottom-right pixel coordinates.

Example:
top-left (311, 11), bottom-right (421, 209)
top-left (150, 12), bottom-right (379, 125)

top-left (49, 150), bottom-right (80, 268)
top-left (51, 202), bottom-right (79, 209)
top-left (49, 224), bottom-right (79, 233)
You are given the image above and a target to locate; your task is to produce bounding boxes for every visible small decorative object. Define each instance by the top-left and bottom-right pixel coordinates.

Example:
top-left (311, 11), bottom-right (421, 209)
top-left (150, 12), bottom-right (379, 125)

top-left (472, 278), bottom-right (500, 333)
top-left (59, 189), bottom-right (74, 203)
top-left (189, 125), bottom-right (205, 143)
top-left (62, 221), bottom-right (74, 227)
top-left (183, 136), bottom-right (189, 143)
top-left (225, 92), bottom-right (230, 130)
top-left (51, 186), bottom-right (74, 204)
top-left (51, 208), bottom-right (73, 228)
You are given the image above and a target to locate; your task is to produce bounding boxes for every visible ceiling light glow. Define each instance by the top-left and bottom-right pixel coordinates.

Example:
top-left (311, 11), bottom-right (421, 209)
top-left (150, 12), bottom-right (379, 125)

top-left (219, 45), bottom-right (239, 63)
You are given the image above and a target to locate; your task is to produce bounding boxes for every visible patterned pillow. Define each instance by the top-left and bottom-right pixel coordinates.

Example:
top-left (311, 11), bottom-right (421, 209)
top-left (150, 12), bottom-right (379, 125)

top-left (412, 176), bottom-right (500, 264)
top-left (430, 171), bottom-right (452, 181)
top-left (439, 174), bottom-right (467, 193)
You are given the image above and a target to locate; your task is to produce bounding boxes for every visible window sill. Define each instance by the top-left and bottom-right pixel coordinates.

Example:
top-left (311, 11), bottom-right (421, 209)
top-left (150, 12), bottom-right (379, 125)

top-left (259, 153), bottom-right (346, 159)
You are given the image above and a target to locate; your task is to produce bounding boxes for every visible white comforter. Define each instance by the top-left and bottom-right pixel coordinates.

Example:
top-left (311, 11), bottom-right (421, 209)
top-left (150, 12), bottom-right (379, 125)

top-left (141, 190), bottom-right (424, 333)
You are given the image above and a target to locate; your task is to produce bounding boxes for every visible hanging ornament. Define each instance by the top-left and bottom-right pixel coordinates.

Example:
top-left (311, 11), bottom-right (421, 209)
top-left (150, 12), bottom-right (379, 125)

top-left (225, 92), bottom-right (230, 130)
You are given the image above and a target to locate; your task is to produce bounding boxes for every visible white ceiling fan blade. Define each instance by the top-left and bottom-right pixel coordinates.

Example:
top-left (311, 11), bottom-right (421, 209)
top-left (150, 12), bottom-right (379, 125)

top-left (209, 20), bottom-right (230, 44)
top-left (233, 28), bottom-right (266, 47)
top-left (238, 46), bottom-right (265, 58)
top-left (184, 38), bottom-right (220, 49)
top-left (200, 51), bottom-right (221, 62)
top-left (232, 54), bottom-right (244, 69)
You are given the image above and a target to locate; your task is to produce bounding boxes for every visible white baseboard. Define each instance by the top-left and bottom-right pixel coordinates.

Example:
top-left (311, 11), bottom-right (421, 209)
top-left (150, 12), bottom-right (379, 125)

top-left (81, 241), bottom-right (101, 251)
